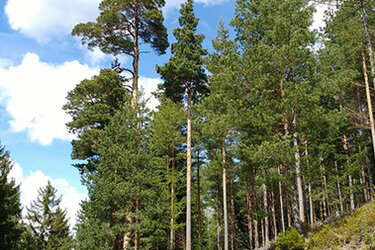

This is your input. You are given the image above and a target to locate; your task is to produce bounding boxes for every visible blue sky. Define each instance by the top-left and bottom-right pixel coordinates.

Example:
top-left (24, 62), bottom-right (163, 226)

top-left (0, 0), bottom-right (238, 226)
top-left (0, 0), bottom-right (326, 227)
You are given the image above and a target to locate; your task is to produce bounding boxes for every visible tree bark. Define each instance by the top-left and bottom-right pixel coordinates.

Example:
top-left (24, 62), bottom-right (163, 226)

top-left (305, 142), bottom-right (314, 225)
top-left (271, 189), bottom-right (277, 241)
top-left (262, 180), bottom-right (269, 247)
top-left (246, 179), bottom-right (253, 249)
top-left (131, 4), bottom-right (140, 109)
top-left (222, 135), bottom-right (229, 250)
top-left (335, 161), bottom-right (344, 215)
top-left (197, 150), bottom-right (202, 249)
top-left (216, 184), bottom-right (222, 250)
top-left (320, 158), bottom-right (328, 220)
top-left (292, 110), bottom-right (305, 223)
top-left (229, 161), bottom-right (237, 250)
top-left (252, 167), bottom-right (259, 249)
top-left (170, 149), bottom-right (176, 250)
top-left (186, 82), bottom-right (192, 250)
top-left (278, 166), bottom-right (286, 233)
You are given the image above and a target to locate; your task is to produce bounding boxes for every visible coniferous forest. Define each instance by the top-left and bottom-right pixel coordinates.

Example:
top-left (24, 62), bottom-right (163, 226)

top-left (3, 0), bottom-right (375, 249)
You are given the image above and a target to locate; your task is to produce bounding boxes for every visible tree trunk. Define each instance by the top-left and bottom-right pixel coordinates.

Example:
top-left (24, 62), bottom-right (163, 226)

top-left (216, 184), bottom-right (222, 250)
top-left (287, 198), bottom-right (292, 229)
top-left (320, 158), bottom-right (328, 220)
top-left (262, 174), bottom-right (269, 247)
top-left (361, 1), bottom-right (375, 92)
top-left (278, 166), bottom-right (286, 233)
top-left (246, 179), bottom-right (253, 249)
top-left (135, 197), bottom-right (140, 250)
top-left (186, 82), bottom-right (192, 250)
top-left (335, 161), bottom-right (344, 215)
top-left (229, 163), bottom-right (237, 250)
top-left (197, 150), bottom-right (202, 249)
top-left (170, 149), bottom-right (176, 250)
top-left (292, 110), bottom-right (305, 223)
top-left (362, 44), bottom-right (375, 200)
top-left (308, 183), bottom-right (314, 224)
top-left (305, 142), bottom-right (314, 225)
top-left (131, 4), bottom-right (140, 109)
top-left (222, 135), bottom-right (229, 250)
top-left (271, 189), bottom-right (277, 241)
top-left (252, 167), bottom-right (259, 249)
top-left (123, 216), bottom-right (132, 249)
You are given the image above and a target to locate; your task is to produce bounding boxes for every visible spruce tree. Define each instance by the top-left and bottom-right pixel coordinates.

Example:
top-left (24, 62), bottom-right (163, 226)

top-left (0, 145), bottom-right (23, 249)
top-left (156, 1), bottom-right (208, 248)
top-left (26, 181), bottom-right (73, 250)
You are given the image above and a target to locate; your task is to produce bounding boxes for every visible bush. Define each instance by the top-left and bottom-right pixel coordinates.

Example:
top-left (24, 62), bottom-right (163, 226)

top-left (275, 227), bottom-right (305, 250)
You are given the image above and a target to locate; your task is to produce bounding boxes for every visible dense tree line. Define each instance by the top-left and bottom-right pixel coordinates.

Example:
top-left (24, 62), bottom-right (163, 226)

top-left (63, 0), bottom-right (375, 249)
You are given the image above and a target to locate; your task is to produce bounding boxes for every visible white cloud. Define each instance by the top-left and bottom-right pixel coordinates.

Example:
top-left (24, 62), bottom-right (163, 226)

top-left (5, 0), bottom-right (100, 43)
top-left (0, 53), bottom-right (160, 145)
top-left (139, 76), bottom-right (160, 111)
top-left (0, 53), bottom-right (99, 145)
top-left (5, 0), bottom-right (229, 42)
top-left (9, 163), bottom-right (87, 228)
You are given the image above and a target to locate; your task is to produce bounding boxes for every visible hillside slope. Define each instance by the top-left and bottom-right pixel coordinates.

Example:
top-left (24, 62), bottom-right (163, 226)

top-left (306, 201), bottom-right (375, 249)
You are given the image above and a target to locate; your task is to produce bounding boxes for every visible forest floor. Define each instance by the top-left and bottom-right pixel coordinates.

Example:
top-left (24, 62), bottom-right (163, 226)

top-left (305, 201), bottom-right (375, 249)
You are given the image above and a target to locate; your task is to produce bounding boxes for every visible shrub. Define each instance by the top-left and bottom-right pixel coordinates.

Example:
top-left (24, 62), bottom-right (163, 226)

top-left (275, 227), bottom-right (305, 250)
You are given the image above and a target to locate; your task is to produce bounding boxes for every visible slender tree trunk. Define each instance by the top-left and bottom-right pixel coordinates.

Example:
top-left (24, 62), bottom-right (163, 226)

top-left (170, 149), bottom-right (176, 250)
top-left (216, 184), bottom-right (222, 250)
top-left (320, 157), bottom-right (328, 220)
top-left (252, 168), bottom-right (259, 249)
top-left (319, 202), bottom-right (324, 221)
top-left (308, 183), bottom-right (314, 224)
top-left (197, 150), bottom-right (202, 249)
top-left (229, 163), bottom-right (237, 250)
top-left (271, 189), bottom-right (277, 241)
top-left (361, 1), bottom-right (375, 92)
top-left (361, 166), bottom-right (368, 203)
top-left (186, 82), bottom-right (192, 250)
top-left (131, 5), bottom-right (140, 109)
top-left (335, 161), bottom-right (344, 215)
top-left (135, 197), bottom-right (140, 250)
top-left (305, 142), bottom-right (314, 225)
top-left (246, 179), bottom-right (253, 249)
top-left (123, 216), bottom-right (132, 249)
top-left (262, 178), bottom-right (269, 247)
top-left (278, 166), bottom-right (286, 233)
top-left (362, 44), bottom-right (375, 200)
top-left (292, 110), bottom-right (305, 223)
top-left (261, 218), bottom-right (265, 248)
top-left (222, 135), bottom-right (229, 250)
top-left (287, 198), bottom-right (292, 229)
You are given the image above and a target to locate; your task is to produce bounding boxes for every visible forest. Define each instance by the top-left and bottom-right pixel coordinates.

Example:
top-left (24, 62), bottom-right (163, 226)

top-left (2, 0), bottom-right (375, 249)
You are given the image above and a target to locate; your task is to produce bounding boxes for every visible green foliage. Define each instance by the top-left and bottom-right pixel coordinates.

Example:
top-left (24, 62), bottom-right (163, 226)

top-left (0, 145), bottom-right (24, 249)
top-left (63, 69), bottom-right (127, 172)
top-left (307, 202), bottom-right (375, 249)
top-left (26, 181), bottom-right (73, 250)
top-left (72, 0), bottom-right (168, 56)
top-left (275, 227), bottom-right (305, 250)
top-left (156, 0), bottom-right (208, 103)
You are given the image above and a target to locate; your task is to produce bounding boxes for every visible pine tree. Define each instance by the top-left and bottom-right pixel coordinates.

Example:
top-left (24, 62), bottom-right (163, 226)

top-left (0, 145), bottom-right (23, 249)
top-left (26, 181), bottom-right (73, 250)
top-left (72, 0), bottom-right (168, 107)
top-left (156, 1), bottom-right (208, 248)
top-left (63, 69), bottom-right (127, 173)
